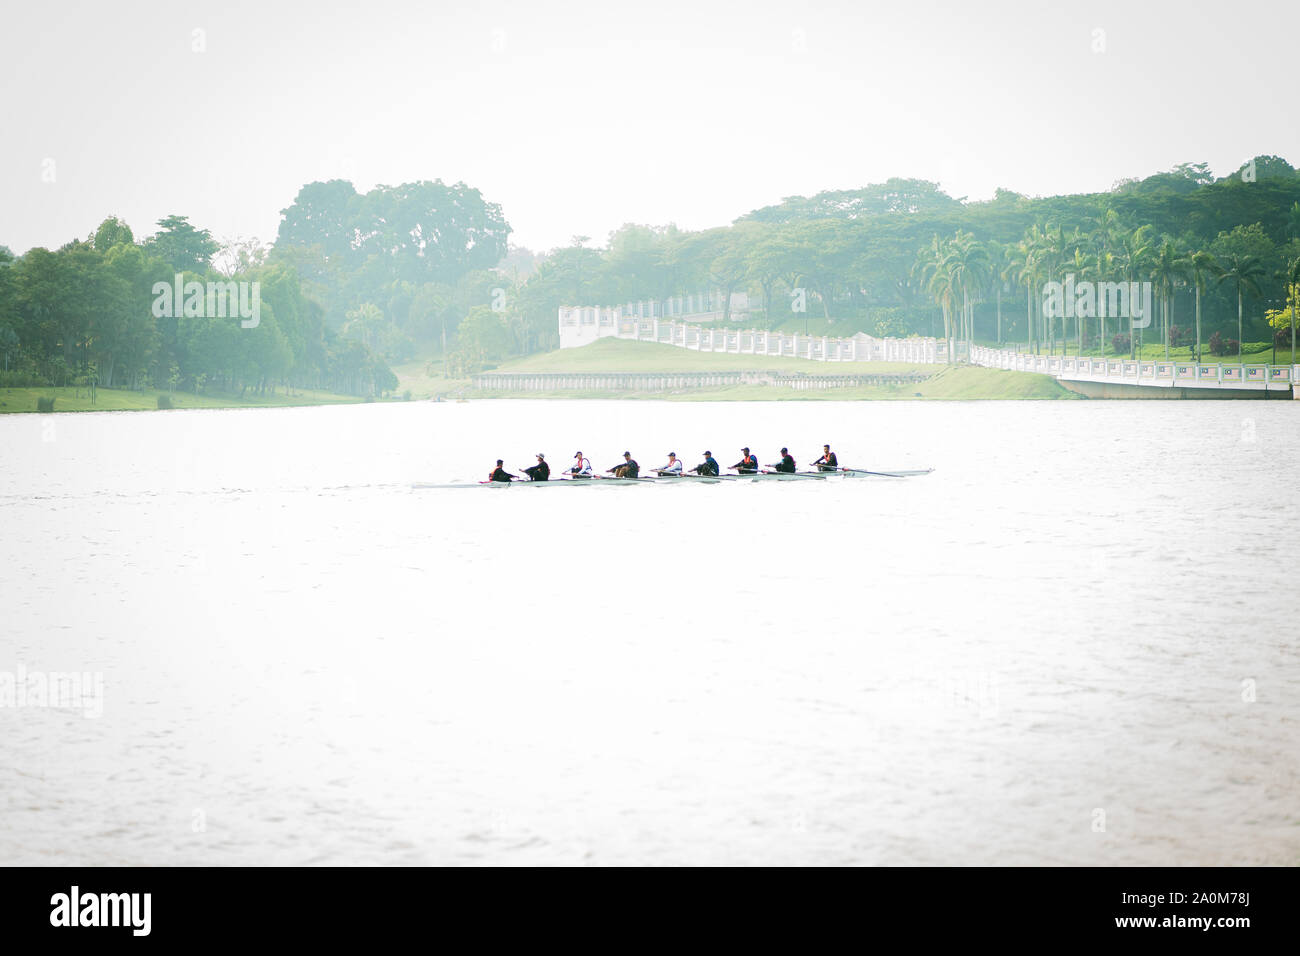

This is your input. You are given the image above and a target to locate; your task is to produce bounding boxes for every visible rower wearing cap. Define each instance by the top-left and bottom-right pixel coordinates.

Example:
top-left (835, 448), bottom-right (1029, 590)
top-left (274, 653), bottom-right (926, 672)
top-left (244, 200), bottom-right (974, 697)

top-left (608, 451), bottom-right (640, 479)
top-left (523, 453), bottom-right (550, 481)
top-left (731, 447), bottom-right (759, 474)
top-left (656, 452), bottom-right (683, 476)
top-left (693, 451), bottom-right (719, 476)
top-left (771, 447), bottom-right (796, 474)
top-left (565, 451), bottom-right (593, 478)
top-left (812, 444), bottom-right (839, 473)
top-left (487, 459), bottom-right (515, 482)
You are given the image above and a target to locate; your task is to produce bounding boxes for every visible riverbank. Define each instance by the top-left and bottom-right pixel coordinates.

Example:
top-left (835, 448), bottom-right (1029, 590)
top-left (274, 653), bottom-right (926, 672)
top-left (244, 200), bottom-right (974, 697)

top-left (1, 341), bottom-right (1081, 414)
top-left (0, 386), bottom-right (375, 414)
top-left (472, 365), bottom-right (1076, 401)
top-left (399, 340), bottom-right (1078, 402)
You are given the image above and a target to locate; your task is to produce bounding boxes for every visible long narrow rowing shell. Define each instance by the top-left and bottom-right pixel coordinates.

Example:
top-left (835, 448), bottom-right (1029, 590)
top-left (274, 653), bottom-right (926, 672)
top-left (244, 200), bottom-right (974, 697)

top-left (410, 475), bottom-right (720, 489)
top-left (412, 468), bottom-right (934, 489)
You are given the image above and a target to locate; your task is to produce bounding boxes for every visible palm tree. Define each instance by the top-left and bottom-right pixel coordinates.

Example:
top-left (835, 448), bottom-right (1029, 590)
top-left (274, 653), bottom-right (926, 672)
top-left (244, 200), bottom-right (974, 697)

top-left (1148, 239), bottom-right (1188, 360)
top-left (1022, 224), bottom-right (1053, 354)
top-left (986, 242), bottom-right (1008, 345)
top-left (1001, 244), bottom-right (1030, 350)
top-left (1042, 224), bottom-right (1083, 356)
top-left (1114, 226), bottom-right (1153, 358)
top-left (912, 236), bottom-right (950, 360)
top-left (1007, 237), bottom-right (1042, 354)
top-left (1063, 246), bottom-right (1094, 355)
top-left (1093, 249), bottom-right (1116, 355)
top-left (929, 267), bottom-right (957, 362)
top-left (1187, 251), bottom-right (1221, 363)
top-left (1216, 254), bottom-right (1266, 362)
top-left (947, 232), bottom-right (990, 356)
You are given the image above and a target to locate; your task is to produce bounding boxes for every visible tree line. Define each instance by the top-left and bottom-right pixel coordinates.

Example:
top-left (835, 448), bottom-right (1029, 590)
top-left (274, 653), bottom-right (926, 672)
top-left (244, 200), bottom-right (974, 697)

top-left (4, 157), bottom-right (1299, 396)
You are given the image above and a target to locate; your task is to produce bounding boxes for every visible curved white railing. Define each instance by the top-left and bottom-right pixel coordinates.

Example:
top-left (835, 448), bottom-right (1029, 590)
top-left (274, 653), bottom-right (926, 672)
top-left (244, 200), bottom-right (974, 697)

top-left (968, 346), bottom-right (1298, 391)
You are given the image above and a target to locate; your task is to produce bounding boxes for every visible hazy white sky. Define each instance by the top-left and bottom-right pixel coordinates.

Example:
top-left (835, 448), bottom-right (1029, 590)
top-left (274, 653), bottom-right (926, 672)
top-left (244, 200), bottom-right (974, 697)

top-left (2, 0), bottom-right (1297, 256)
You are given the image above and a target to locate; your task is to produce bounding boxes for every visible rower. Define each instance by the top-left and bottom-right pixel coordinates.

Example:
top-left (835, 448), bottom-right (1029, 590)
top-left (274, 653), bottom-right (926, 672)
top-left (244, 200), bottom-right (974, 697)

top-left (731, 447), bottom-right (759, 474)
top-left (565, 451), bottom-right (593, 478)
top-left (523, 453), bottom-right (550, 482)
top-left (770, 447), bottom-right (796, 474)
top-left (608, 451), bottom-right (640, 479)
top-left (812, 444), bottom-right (839, 472)
top-left (488, 459), bottom-right (514, 482)
top-left (656, 452), bottom-right (683, 476)
top-left (692, 450), bottom-right (719, 476)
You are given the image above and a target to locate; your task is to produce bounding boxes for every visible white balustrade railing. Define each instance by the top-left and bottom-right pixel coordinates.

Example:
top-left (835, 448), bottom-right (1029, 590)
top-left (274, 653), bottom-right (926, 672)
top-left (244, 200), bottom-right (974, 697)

top-left (967, 345), bottom-right (1298, 389)
top-left (576, 315), bottom-right (1297, 390)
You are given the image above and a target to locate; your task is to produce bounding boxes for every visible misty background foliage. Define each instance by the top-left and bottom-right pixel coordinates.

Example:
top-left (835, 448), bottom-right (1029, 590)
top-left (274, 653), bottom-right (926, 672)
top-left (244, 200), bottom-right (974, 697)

top-left (3, 156), bottom-right (1299, 396)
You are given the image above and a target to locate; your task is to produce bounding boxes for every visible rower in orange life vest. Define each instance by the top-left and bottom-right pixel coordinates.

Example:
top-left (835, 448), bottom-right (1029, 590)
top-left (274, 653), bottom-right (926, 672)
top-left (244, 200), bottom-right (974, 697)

top-left (565, 451), bottom-right (593, 478)
top-left (812, 444), bottom-right (839, 472)
top-left (770, 447), bottom-right (796, 473)
top-left (731, 447), bottom-right (759, 474)
top-left (488, 459), bottom-right (515, 482)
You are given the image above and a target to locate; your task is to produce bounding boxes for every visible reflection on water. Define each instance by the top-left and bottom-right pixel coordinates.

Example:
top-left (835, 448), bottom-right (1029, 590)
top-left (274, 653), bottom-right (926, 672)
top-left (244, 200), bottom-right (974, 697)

top-left (1, 399), bottom-right (1296, 864)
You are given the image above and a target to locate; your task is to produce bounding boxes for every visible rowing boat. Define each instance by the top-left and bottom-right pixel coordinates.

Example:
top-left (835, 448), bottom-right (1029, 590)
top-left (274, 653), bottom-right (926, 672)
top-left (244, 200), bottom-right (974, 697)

top-left (412, 467), bottom-right (933, 489)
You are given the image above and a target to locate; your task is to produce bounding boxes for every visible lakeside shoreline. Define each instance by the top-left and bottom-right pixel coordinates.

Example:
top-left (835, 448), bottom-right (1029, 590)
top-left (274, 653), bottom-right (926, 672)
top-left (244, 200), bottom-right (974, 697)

top-left (0, 386), bottom-right (377, 415)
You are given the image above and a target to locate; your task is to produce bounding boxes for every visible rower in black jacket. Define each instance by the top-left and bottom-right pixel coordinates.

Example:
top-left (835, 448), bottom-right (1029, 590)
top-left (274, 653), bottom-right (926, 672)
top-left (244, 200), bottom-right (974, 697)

top-left (608, 451), bottom-right (640, 478)
top-left (731, 447), bottom-right (759, 474)
top-left (488, 459), bottom-right (514, 482)
top-left (771, 447), bottom-right (796, 473)
top-left (693, 451), bottom-right (719, 476)
top-left (523, 453), bottom-right (550, 481)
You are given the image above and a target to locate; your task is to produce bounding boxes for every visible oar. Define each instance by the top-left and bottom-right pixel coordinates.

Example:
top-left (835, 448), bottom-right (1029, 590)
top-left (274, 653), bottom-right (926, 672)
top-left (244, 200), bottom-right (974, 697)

top-left (840, 467), bottom-right (933, 478)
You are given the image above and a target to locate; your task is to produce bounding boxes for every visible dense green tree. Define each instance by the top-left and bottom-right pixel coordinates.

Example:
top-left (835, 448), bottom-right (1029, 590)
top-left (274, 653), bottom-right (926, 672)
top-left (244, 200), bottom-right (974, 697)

top-left (144, 215), bottom-right (218, 273)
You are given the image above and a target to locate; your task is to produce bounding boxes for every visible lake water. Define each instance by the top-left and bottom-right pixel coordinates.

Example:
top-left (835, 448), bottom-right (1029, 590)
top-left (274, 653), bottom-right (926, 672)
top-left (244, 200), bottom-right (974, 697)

top-left (1, 398), bottom-right (1297, 865)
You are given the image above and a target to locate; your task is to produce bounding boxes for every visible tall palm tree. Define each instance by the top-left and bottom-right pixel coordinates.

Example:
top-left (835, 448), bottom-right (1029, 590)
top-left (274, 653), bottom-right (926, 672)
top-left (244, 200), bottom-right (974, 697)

top-left (1063, 246), bottom-right (1095, 356)
top-left (987, 242), bottom-right (1008, 345)
top-left (1148, 239), bottom-right (1188, 360)
top-left (1094, 249), bottom-right (1116, 355)
top-left (1043, 225), bottom-right (1084, 356)
top-left (1001, 244), bottom-right (1031, 350)
top-left (1011, 233), bottom-right (1046, 354)
top-left (1216, 254), bottom-right (1265, 362)
top-left (947, 232), bottom-right (990, 355)
top-left (1114, 226), bottom-right (1153, 358)
top-left (1187, 251), bottom-right (1221, 363)
top-left (1023, 224), bottom-right (1055, 354)
top-left (928, 266), bottom-right (956, 362)
top-left (912, 236), bottom-right (952, 361)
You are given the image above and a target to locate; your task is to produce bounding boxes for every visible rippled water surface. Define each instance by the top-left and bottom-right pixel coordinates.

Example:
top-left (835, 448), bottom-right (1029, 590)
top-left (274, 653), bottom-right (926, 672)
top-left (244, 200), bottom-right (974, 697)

top-left (1, 398), bottom-right (1296, 865)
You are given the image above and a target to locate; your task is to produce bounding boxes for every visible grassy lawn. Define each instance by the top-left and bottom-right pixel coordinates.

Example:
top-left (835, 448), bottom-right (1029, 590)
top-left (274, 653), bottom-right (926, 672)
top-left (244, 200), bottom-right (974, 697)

top-left (389, 349), bottom-right (473, 399)
top-left (472, 362), bottom-right (1074, 401)
top-left (0, 386), bottom-right (371, 414)
top-left (493, 338), bottom-right (931, 375)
